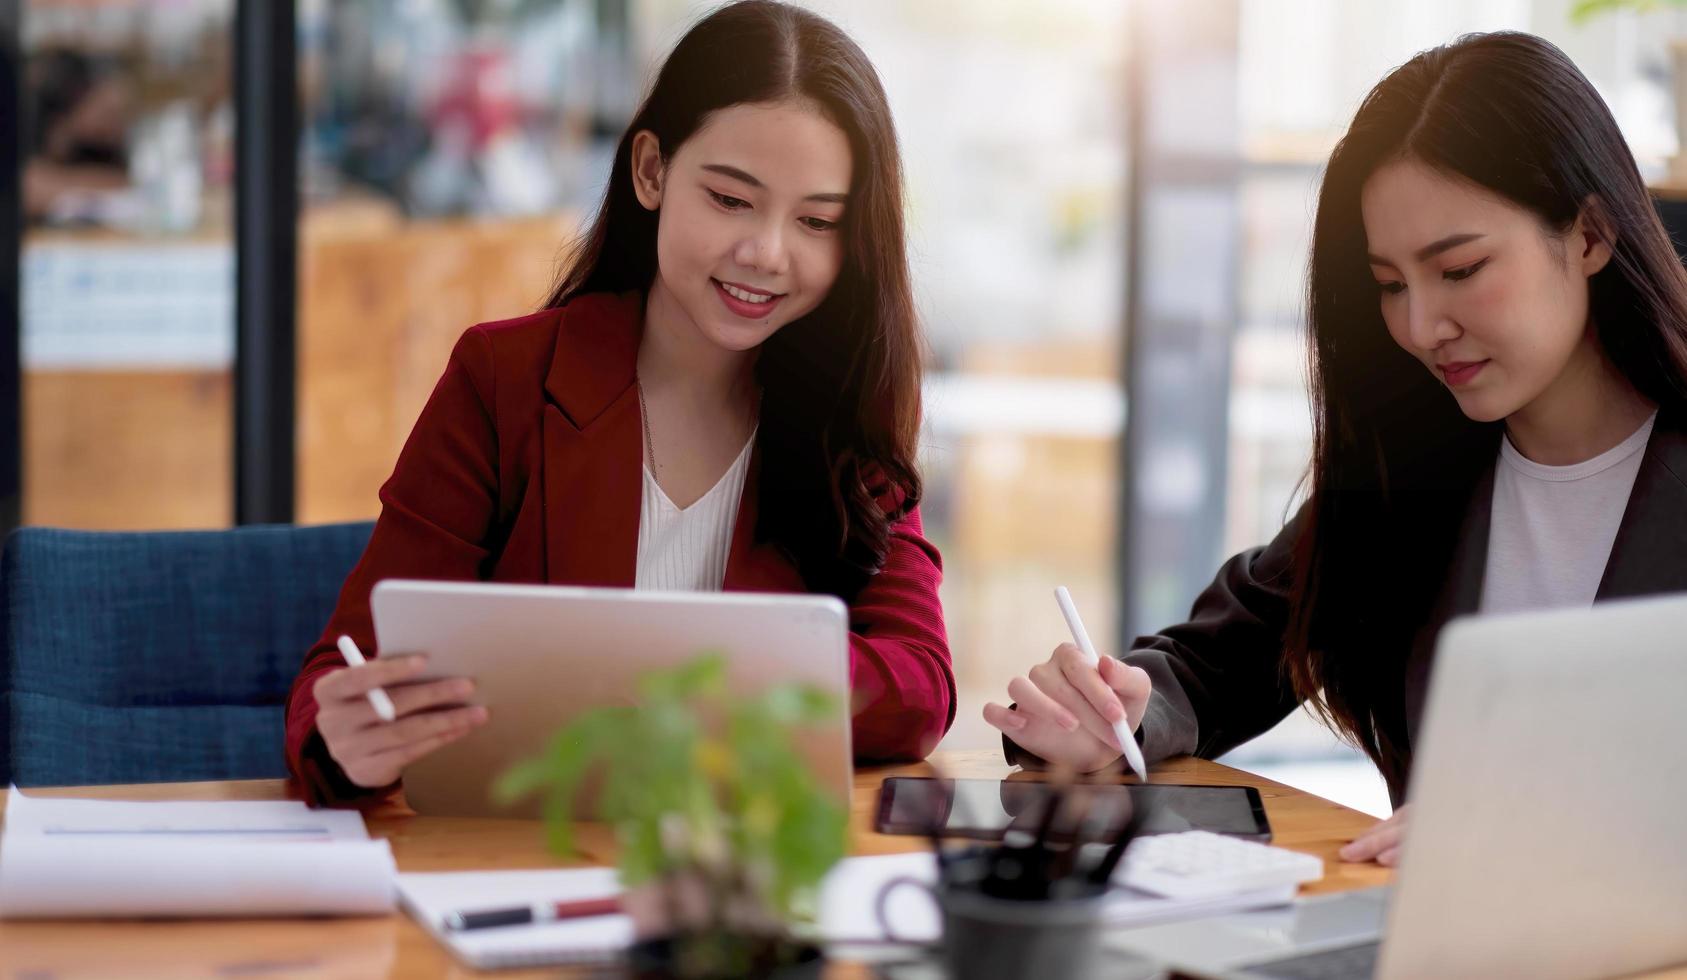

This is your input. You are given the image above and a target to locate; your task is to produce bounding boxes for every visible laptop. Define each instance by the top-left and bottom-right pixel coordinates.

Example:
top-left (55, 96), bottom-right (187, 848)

top-left (1110, 593), bottom-right (1687, 980)
top-left (368, 580), bottom-right (853, 817)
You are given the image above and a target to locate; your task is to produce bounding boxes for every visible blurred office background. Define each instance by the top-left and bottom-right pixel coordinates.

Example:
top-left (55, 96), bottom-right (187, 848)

top-left (9, 0), bottom-right (1687, 818)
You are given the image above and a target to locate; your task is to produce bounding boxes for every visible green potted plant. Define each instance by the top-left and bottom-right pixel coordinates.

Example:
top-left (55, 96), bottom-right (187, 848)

top-left (494, 652), bottom-right (847, 979)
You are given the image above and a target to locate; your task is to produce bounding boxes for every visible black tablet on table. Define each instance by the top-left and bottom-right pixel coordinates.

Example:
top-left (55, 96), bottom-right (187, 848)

top-left (874, 776), bottom-right (1272, 841)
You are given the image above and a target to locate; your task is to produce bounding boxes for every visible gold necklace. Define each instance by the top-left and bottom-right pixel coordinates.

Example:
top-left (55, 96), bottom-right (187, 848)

top-left (637, 380), bottom-right (657, 474)
top-left (637, 379), bottom-right (761, 478)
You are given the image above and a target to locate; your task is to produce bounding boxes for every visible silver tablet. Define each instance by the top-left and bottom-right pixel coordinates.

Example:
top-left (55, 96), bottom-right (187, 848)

top-left (369, 580), bottom-right (852, 817)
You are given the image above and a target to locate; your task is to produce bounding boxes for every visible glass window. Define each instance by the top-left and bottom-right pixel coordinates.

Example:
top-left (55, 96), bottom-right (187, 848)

top-left (20, 0), bottom-right (235, 529)
top-left (797, 1), bottom-right (1130, 753)
top-left (295, 0), bottom-right (630, 523)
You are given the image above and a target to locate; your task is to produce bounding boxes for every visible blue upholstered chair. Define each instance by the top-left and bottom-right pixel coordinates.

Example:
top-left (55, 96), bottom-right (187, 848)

top-left (0, 521), bottom-right (373, 786)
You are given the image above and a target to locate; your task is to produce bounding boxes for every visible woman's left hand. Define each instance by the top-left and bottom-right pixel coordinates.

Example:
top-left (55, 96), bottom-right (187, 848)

top-left (1339, 803), bottom-right (1411, 867)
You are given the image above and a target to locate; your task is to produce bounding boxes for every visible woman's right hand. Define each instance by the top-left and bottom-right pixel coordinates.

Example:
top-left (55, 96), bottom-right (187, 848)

top-left (311, 655), bottom-right (490, 789)
top-left (982, 643), bottom-right (1153, 773)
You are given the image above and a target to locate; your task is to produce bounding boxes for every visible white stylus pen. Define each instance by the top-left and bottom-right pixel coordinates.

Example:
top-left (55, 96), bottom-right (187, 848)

top-left (336, 634), bottom-right (398, 723)
top-left (1054, 586), bottom-right (1148, 782)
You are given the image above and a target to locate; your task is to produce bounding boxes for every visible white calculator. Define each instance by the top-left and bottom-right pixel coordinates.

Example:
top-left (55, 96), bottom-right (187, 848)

top-left (1118, 830), bottom-right (1325, 899)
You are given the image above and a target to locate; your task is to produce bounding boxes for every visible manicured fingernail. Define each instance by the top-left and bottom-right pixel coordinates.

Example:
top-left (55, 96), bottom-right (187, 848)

top-left (1003, 711), bottom-right (1027, 730)
top-left (1103, 700), bottom-right (1124, 723)
top-left (1060, 713), bottom-right (1081, 732)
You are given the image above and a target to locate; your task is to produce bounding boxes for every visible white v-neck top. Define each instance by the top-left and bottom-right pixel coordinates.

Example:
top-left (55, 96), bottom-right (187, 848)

top-left (634, 432), bottom-right (756, 592)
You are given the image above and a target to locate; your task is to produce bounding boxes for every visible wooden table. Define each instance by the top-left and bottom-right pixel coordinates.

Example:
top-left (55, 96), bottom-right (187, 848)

top-left (0, 751), bottom-right (1491, 978)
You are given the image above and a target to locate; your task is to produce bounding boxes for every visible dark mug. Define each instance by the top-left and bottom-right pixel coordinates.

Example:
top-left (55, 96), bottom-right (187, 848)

top-left (875, 875), bottom-right (1109, 979)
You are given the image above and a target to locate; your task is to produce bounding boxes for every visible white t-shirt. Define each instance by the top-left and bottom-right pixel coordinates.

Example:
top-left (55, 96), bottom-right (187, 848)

top-left (1479, 412), bottom-right (1656, 615)
top-left (634, 432), bottom-right (755, 592)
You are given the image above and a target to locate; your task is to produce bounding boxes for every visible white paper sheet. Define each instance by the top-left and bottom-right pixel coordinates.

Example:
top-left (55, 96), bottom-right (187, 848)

top-left (817, 851), bottom-right (1298, 946)
top-left (3, 786), bottom-right (369, 841)
top-left (0, 787), bottom-right (393, 918)
top-left (0, 836), bottom-right (396, 918)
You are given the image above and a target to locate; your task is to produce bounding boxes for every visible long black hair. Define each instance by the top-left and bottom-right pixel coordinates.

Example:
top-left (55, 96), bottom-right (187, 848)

top-left (1288, 31), bottom-right (1687, 799)
top-left (542, 0), bottom-right (922, 599)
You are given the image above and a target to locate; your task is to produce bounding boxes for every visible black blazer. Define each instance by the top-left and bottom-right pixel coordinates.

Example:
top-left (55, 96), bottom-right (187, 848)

top-left (1007, 413), bottom-right (1687, 806)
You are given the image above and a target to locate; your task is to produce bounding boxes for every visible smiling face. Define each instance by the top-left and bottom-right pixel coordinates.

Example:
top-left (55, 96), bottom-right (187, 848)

top-left (631, 99), bottom-right (852, 353)
top-left (1361, 156), bottom-right (1613, 424)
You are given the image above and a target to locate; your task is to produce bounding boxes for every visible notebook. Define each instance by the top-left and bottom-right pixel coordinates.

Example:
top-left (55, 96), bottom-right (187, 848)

top-left (397, 868), bottom-right (634, 969)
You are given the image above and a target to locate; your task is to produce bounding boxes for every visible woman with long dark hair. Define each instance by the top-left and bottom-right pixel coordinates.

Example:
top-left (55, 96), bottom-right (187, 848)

top-left (286, 0), bottom-right (953, 805)
top-left (986, 31), bottom-right (1687, 865)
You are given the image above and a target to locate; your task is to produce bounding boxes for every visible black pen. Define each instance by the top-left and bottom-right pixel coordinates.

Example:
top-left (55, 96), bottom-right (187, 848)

top-left (443, 895), bottom-right (622, 931)
top-left (987, 784), bottom-right (1065, 899)
top-left (1088, 789), bottom-right (1156, 886)
top-left (926, 778), bottom-right (955, 876)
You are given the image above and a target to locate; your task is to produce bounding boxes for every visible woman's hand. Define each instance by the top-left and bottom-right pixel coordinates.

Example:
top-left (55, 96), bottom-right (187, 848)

top-left (312, 655), bottom-right (489, 789)
top-left (1340, 803), bottom-right (1411, 867)
top-left (981, 642), bottom-right (1153, 773)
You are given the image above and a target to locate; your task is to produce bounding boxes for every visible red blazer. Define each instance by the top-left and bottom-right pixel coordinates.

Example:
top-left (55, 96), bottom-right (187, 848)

top-left (284, 292), bottom-right (955, 806)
